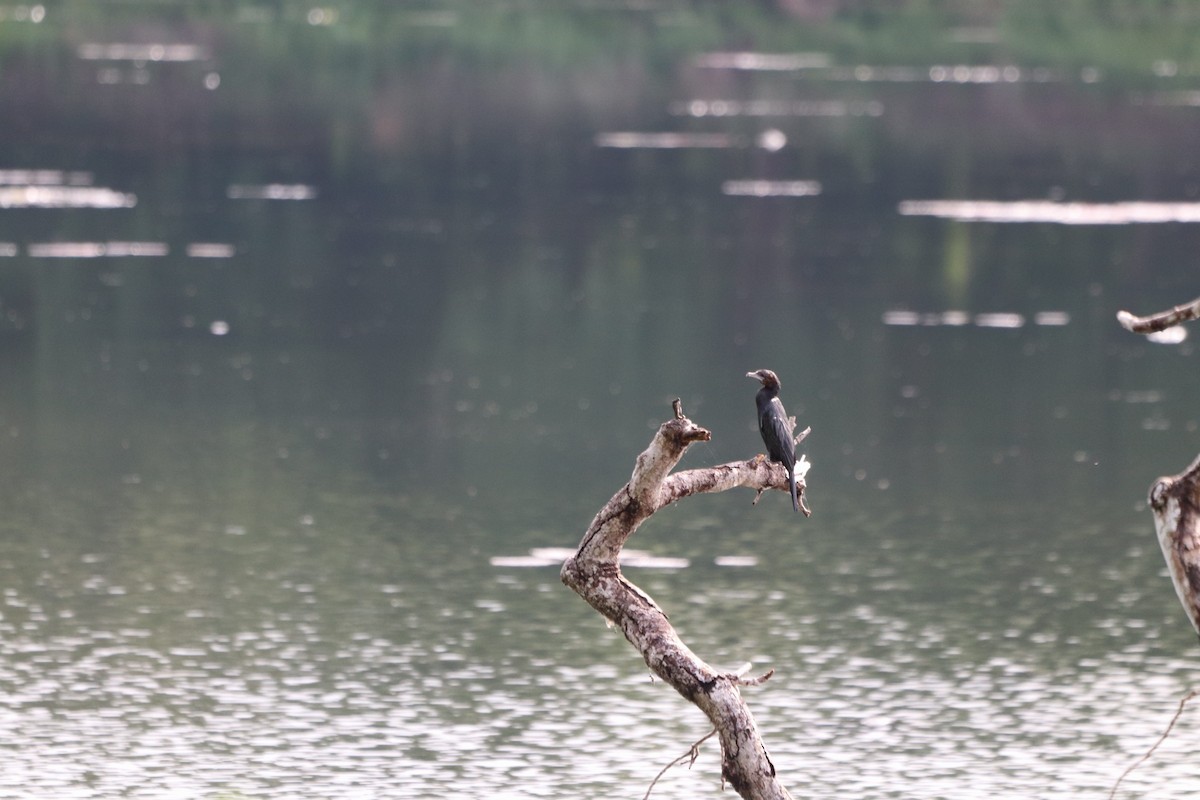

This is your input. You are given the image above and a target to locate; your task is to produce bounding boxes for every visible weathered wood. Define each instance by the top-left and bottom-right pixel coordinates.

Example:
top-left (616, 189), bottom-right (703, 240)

top-left (562, 401), bottom-right (807, 800)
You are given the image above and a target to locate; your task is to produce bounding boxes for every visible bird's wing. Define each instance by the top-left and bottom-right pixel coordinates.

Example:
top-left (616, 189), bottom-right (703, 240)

top-left (762, 398), bottom-right (796, 467)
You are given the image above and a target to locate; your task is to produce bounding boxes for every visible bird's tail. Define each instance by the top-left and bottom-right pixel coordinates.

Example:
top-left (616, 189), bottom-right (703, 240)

top-left (788, 464), bottom-right (799, 512)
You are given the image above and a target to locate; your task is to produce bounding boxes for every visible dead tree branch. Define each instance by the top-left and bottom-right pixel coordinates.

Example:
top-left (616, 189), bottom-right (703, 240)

top-left (561, 400), bottom-right (806, 800)
top-left (1117, 295), bottom-right (1200, 333)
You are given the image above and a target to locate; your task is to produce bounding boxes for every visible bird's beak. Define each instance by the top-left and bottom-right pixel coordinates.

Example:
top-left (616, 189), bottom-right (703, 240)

top-left (745, 371), bottom-right (758, 380)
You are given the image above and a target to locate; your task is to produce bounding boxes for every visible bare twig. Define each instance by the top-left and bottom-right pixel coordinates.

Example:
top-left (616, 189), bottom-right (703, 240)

top-left (643, 728), bottom-right (718, 800)
top-left (732, 667), bottom-right (775, 687)
top-left (793, 425), bottom-right (811, 447)
top-left (1117, 295), bottom-right (1200, 333)
top-left (1108, 689), bottom-right (1199, 799)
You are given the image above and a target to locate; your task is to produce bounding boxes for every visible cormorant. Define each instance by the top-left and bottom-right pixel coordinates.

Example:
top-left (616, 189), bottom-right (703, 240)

top-left (746, 369), bottom-right (800, 512)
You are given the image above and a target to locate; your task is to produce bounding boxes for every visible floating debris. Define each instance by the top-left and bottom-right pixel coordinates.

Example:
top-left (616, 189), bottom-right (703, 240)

top-left (714, 556), bottom-right (759, 567)
top-left (670, 99), bottom-right (884, 118)
top-left (1147, 326), bottom-right (1188, 345)
top-left (757, 129), bottom-right (787, 151)
top-left (881, 310), bottom-right (921, 326)
top-left (929, 64), bottom-right (1023, 83)
top-left (621, 554), bottom-right (689, 569)
top-left (489, 555), bottom-right (555, 568)
top-left (0, 185), bottom-right (135, 209)
top-left (1034, 311), bottom-right (1071, 326)
top-left (528, 547), bottom-right (578, 561)
top-left (0, 170), bottom-right (91, 186)
top-left (595, 131), bottom-right (738, 149)
top-left (975, 312), bottom-right (1025, 329)
top-left (96, 68), bottom-right (151, 86)
top-left (722, 180), bottom-right (821, 197)
top-left (77, 43), bottom-right (211, 62)
top-left (493, 546), bottom-right (688, 569)
top-left (28, 241), bottom-right (167, 258)
top-left (830, 65), bottom-right (925, 82)
top-left (694, 51), bottom-right (830, 71)
top-left (186, 243), bottom-right (236, 258)
top-left (227, 183), bottom-right (318, 201)
top-left (829, 64), bottom-right (1061, 83)
top-left (883, 309), bottom-right (1069, 329)
top-left (899, 199), bottom-right (1200, 225)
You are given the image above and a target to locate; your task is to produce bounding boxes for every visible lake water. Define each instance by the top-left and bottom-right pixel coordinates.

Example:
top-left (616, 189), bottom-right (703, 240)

top-left (2, 3), bottom-right (1200, 798)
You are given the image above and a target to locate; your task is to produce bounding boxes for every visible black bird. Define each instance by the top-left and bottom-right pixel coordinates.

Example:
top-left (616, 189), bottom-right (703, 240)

top-left (747, 368), bottom-right (799, 512)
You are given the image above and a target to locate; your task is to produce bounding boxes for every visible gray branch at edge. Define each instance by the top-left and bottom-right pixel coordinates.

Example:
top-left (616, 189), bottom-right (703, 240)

top-left (1117, 295), bottom-right (1200, 333)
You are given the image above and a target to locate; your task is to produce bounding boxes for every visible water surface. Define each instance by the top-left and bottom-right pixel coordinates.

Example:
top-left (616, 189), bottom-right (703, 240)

top-left (2, 3), bottom-right (1200, 798)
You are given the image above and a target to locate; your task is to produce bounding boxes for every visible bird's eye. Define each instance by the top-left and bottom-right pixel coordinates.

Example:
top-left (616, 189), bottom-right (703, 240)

top-left (1149, 480), bottom-right (1170, 510)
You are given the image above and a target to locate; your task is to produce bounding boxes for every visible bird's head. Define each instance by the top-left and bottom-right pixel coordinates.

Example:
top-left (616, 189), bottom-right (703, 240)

top-left (746, 369), bottom-right (780, 389)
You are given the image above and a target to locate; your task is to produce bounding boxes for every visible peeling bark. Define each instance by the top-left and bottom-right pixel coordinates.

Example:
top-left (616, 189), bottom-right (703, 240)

top-left (561, 401), bottom-right (806, 800)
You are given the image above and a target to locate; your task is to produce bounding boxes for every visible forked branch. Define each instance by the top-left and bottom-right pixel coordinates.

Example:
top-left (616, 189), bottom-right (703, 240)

top-left (561, 400), bottom-right (807, 800)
